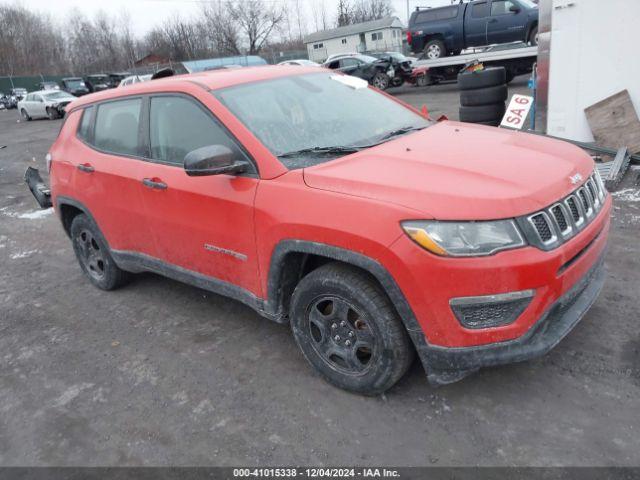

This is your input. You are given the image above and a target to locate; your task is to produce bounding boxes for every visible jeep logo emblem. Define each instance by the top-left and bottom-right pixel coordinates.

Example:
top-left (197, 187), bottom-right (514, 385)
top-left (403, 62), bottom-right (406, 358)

top-left (569, 173), bottom-right (583, 185)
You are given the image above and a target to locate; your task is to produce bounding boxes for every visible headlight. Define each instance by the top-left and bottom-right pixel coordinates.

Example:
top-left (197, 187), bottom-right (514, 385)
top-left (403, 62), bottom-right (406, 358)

top-left (402, 220), bottom-right (526, 257)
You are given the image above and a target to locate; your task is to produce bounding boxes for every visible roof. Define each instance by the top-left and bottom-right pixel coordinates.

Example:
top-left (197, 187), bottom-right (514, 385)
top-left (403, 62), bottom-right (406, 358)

top-left (304, 17), bottom-right (402, 44)
top-left (181, 56), bottom-right (268, 73)
top-left (67, 66), bottom-right (324, 109)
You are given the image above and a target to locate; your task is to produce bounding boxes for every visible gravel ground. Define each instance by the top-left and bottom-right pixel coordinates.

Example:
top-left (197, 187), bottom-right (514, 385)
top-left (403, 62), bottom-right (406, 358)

top-left (0, 78), bottom-right (639, 466)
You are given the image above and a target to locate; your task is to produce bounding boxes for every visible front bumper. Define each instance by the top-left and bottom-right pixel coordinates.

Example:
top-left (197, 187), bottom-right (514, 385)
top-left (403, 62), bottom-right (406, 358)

top-left (420, 251), bottom-right (606, 384)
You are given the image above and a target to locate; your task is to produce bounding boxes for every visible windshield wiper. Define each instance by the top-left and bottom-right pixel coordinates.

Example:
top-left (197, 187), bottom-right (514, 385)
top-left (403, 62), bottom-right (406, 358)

top-left (277, 145), bottom-right (363, 159)
top-left (377, 125), bottom-right (426, 141)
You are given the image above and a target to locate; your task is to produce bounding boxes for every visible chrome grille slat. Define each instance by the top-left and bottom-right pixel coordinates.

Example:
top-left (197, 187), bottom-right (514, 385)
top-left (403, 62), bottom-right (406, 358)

top-left (524, 172), bottom-right (606, 250)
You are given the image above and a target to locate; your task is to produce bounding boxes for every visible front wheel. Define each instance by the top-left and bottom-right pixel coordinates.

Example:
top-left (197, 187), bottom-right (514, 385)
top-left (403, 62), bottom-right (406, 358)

top-left (21, 109), bottom-right (31, 121)
top-left (290, 263), bottom-right (414, 395)
top-left (371, 72), bottom-right (390, 90)
top-left (46, 107), bottom-right (58, 120)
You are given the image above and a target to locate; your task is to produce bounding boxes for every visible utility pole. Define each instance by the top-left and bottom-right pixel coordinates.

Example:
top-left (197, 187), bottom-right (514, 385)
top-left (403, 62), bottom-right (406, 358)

top-left (406, 0), bottom-right (410, 24)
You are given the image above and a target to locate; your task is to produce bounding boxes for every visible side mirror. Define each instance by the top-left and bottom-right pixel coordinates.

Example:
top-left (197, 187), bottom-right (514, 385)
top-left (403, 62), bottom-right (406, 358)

top-left (184, 145), bottom-right (247, 177)
top-left (509, 5), bottom-right (521, 13)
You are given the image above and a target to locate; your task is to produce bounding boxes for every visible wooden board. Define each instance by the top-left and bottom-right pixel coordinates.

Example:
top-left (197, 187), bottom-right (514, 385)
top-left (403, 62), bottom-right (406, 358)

top-left (585, 90), bottom-right (640, 155)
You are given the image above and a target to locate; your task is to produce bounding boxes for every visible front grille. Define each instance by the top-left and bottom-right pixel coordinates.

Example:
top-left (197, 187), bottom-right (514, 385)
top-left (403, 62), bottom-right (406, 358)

top-left (522, 171), bottom-right (606, 250)
top-left (530, 213), bottom-right (553, 242)
top-left (551, 205), bottom-right (568, 232)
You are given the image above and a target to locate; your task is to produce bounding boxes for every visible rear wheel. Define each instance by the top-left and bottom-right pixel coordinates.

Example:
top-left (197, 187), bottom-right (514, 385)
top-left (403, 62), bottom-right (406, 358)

top-left (423, 39), bottom-right (447, 60)
top-left (371, 72), bottom-right (390, 90)
top-left (21, 109), bottom-right (31, 121)
top-left (529, 26), bottom-right (538, 46)
top-left (70, 214), bottom-right (130, 291)
top-left (290, 263), bottom-right (414, 395)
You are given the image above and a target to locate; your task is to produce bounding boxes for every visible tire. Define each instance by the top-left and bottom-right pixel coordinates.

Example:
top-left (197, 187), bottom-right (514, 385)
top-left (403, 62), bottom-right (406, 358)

top-left (21, 109), bottom-right (31, 121)
top-left (529, 26), bottom-right (538, 46)
top-left (416, 74), bottom-right (429, 88)
top-left (391, 77), bottom-right (403, 88)
top-left (423, 39), bottom-right (447, 60)
top-left (458, 66), bottom-right (506, 90)
top-left (290, 262), bottom-right (414, 395)
top-left (459, 102), bottom-right (506, 123)
top-left (46, 107), bottom-right (58, 120)
top-left (371, 72), bottom-right (390, 90)
top-left (70, 214), bottom-right (130, 291)
top-left (460, 84), bottom-right (508, 107)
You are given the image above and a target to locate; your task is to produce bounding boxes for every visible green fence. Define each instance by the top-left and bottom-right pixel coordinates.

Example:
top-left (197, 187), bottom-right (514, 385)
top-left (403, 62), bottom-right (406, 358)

top-left (0, 75), bottom-right (71, 94)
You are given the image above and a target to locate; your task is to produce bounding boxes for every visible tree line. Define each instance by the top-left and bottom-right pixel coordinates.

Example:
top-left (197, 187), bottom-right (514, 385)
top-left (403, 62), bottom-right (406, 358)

top-left (0, 0), bottom-right (394, 76)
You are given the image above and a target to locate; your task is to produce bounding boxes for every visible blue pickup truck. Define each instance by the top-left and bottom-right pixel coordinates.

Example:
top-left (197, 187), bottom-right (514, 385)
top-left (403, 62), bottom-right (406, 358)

top-left (407, 0), bottom-right (539, 59)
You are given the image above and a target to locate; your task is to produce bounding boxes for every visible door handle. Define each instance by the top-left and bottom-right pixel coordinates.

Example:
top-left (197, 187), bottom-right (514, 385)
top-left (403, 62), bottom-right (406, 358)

top-left (142, 178), bottom-right (168, 190)
top-left (77, 163), bottom-right (94, 173)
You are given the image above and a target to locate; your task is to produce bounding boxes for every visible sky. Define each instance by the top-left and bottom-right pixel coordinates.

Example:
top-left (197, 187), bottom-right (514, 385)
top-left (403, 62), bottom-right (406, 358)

top-left (6, 0), bottom-right (453, 37)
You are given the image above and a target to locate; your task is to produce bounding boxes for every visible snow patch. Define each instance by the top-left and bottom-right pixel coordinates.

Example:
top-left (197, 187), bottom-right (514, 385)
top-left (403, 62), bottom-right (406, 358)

top-left (613, 188), bottom-right (640, 202)
top-left (10, 250), bottom-right (39, 259)
top-left (18, 208), bottom-right (53, 220)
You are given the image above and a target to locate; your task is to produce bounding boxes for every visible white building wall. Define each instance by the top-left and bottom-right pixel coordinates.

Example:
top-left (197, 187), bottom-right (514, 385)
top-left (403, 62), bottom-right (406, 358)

top-left (363, 28), bottom-right (403, 52)
top-left (546, 0), bottom-right (640, 142)
top-left (307, 35), bottom-right (361, 63)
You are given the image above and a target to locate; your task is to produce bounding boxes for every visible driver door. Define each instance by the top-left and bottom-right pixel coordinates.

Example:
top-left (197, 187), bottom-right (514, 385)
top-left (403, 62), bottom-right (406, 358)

top-left (136, 94), bottom-right (262, 295)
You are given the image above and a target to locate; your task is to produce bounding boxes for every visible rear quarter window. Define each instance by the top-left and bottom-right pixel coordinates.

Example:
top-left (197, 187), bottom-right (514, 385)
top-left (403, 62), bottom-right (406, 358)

top-left (77, 106), bottom-right (94, 142)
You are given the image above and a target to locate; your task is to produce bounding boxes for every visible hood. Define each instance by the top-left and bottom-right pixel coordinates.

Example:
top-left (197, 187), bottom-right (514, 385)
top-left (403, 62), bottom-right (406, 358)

top-left (302, 121), bottom-right (595, 220)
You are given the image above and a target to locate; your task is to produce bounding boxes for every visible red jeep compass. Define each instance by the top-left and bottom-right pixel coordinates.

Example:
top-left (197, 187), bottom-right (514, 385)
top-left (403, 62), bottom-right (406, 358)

top-left (42, 66), bottom-right (610, 394)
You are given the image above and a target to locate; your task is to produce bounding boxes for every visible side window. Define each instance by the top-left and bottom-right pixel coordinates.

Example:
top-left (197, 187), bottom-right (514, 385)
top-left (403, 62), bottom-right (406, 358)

top-left (472, 2), bottom-right (490, 17)
top-left (340, 58), bottom-right (360, 68)
top-left (77, 106), bottom-right (94, 142)
top-left (491, 0), bottom-right (516, 15)
top-left (327, 60), bottom-right (339, 69)
top-left (93, 98), bottom-right (141, 156)
top-left (149, 96), bottom-right (248, 167)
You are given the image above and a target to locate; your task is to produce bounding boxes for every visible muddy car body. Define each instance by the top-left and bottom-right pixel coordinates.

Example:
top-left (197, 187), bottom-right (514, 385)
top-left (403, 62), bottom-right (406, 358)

top-left (36, 67), bottom-right (610, 394)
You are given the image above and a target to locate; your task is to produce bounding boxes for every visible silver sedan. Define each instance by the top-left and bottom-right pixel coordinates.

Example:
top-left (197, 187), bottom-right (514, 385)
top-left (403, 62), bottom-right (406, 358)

top-left (17, 90), bottom-right (76, 121)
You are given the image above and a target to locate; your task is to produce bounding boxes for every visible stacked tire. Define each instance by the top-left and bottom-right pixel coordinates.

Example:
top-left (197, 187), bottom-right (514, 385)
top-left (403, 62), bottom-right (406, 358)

top-left (458, 67), bottom-right (508, 127)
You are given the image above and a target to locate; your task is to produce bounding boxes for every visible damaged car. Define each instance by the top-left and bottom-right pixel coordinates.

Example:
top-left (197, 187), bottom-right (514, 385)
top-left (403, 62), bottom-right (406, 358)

top-left (27, 67), bottom-right (610, 395)
top-left (18, 90), bottom-right (76, 121)
top-left (322, 54), bottom-right (396, 90)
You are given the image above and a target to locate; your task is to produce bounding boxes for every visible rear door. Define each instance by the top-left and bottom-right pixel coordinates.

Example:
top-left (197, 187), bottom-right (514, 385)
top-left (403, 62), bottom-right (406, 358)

top-left (487, 0), bottom-right (528, 44)
top-left (136, 93), bottom-right (262, 294)
top-left (72, 98), bottom-right (155, 256)
top-left (464, 1), bottom-right (490, 47)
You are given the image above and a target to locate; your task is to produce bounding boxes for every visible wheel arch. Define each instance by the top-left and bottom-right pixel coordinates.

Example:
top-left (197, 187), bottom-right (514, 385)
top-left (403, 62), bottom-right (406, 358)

top-left (265, 240), bottom-right (426, 345)
top-left (56, 196), bottom-right (97, 238)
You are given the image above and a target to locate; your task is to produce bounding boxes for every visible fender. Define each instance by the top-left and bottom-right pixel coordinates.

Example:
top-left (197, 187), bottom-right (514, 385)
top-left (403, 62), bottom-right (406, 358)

top-left (265, 240), bottom-right (430, 355)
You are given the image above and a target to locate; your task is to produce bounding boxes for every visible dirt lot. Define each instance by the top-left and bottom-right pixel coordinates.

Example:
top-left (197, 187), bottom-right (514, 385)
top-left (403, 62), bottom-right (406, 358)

top-left (1, 78), bottom-right (639, 467)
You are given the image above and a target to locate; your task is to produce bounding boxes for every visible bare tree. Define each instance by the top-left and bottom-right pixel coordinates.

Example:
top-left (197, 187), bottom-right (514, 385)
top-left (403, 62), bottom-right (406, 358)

top-left (228, 0), bottom-right (286, 54)
top-left (334, 0), bottom-right (393, 26)
top-left (201, 2), bottom-right (241, 55)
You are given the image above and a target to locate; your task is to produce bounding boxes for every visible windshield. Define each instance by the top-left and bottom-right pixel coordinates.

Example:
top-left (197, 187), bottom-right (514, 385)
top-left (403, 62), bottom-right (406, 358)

top-left (88, 76), bottom-right (108, 83)
top-left (43, 91), bottom-right (74, 100)
top-left (65, 79), bottom-right (85, 88)
top-left (518, 0), bottom-right (538, 8)
top-left (215, 73), bottom-right (431, 169)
